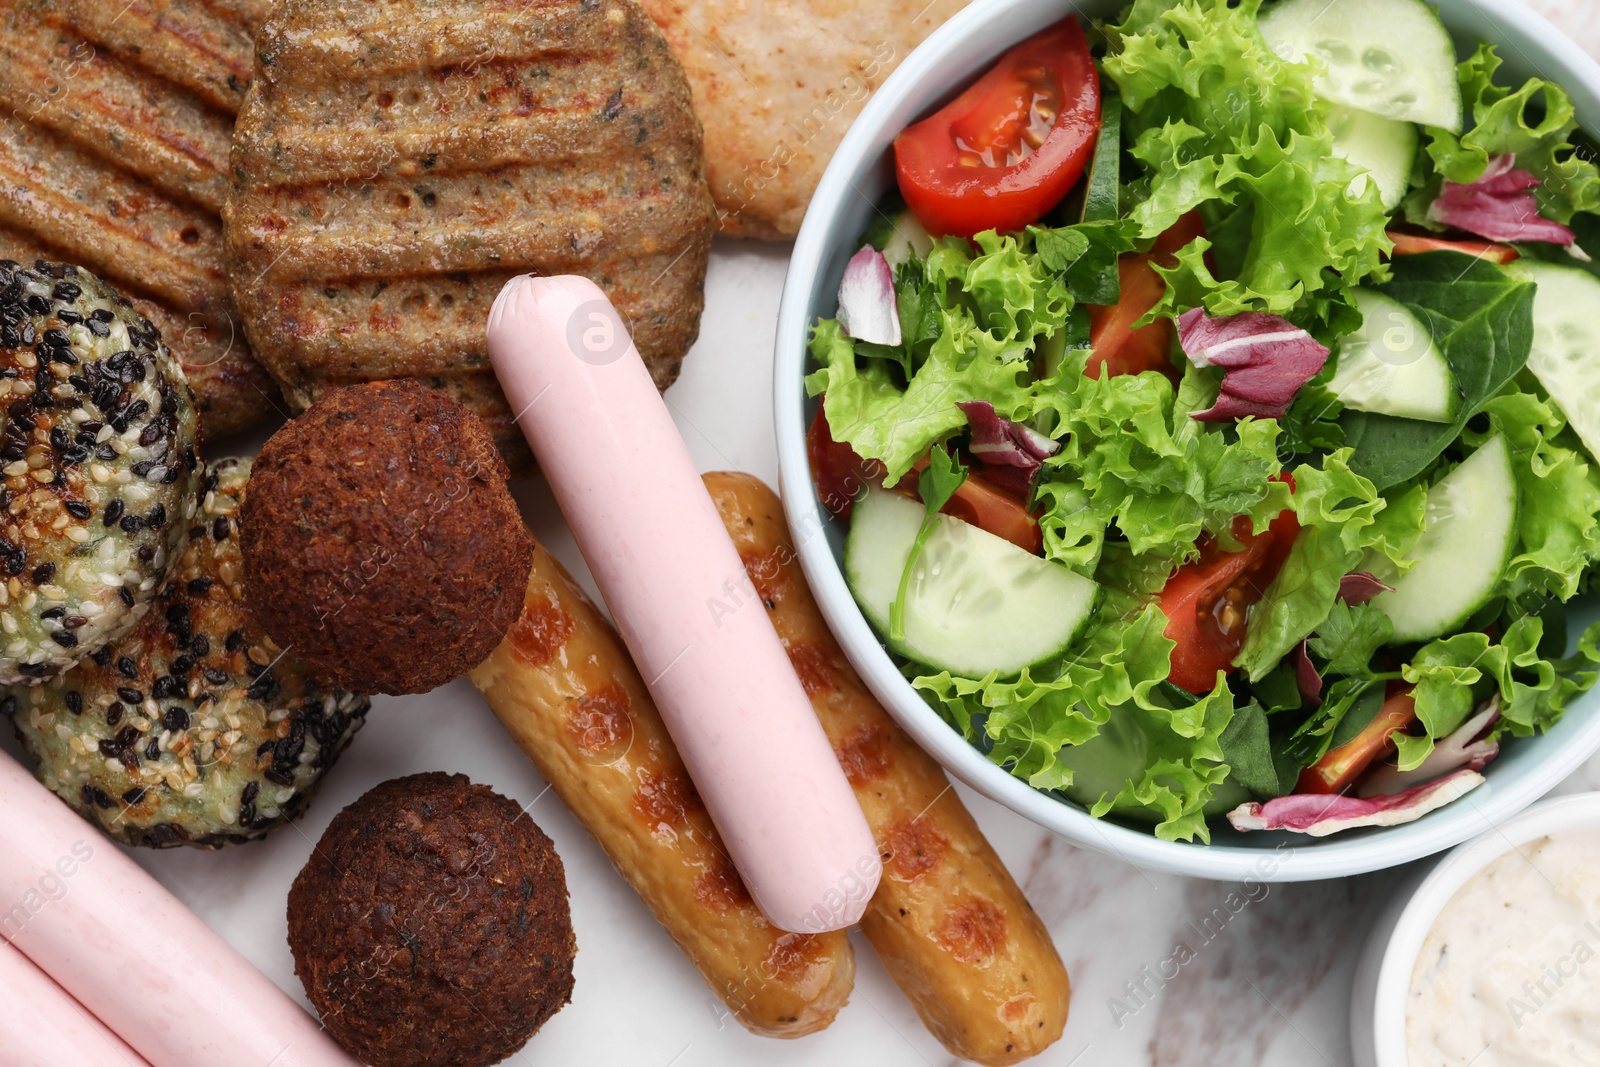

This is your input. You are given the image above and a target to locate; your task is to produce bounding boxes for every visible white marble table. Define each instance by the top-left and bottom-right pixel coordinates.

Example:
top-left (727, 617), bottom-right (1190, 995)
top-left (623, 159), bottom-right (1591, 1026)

top-left (7, 5), bottom-right (1598, 1066)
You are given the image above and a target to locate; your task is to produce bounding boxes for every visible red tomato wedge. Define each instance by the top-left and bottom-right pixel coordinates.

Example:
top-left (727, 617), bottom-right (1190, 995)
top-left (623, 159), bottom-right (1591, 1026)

top-left (894, 19), bottom-right (1101, 238)
top-left (1086, 212), bottom-right (1209, 380)
top-left (1159, 487), bottom-right (1300, 695)
top-left (1387, 231), bottom-right (1520, 264)
top-left (808, 405), bottom-right (1042, 552)
top-left (1296, 688), bottom-right (1419, 795)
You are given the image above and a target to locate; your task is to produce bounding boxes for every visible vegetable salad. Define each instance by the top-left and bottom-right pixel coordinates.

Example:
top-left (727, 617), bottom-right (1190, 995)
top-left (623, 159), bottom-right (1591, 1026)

top-left (808, 0), bottom-right (1600, 841)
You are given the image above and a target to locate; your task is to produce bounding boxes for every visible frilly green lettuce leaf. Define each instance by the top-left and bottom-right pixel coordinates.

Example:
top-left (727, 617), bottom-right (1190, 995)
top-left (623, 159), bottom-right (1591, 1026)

top-left (1404, 43), bottom-right (1600, 229)
top-left (914, 604), bottom-right (1240, 842)
top-left (1463, 383), bottom-right (1600, 601)
top-left (1102, 0), bottom-right (1392, 323)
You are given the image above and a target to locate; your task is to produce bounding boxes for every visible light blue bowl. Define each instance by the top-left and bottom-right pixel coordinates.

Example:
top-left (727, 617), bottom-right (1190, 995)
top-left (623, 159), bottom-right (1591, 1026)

top-left (774, 0), bottom-right (1600, 880)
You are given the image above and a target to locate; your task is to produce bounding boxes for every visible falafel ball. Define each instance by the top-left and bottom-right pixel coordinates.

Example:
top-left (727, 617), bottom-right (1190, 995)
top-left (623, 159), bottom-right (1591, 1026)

top-left (0, 260), bottom-right (203, 685)
top-left (5, 459), bottom-right (370, 847)
top-left (240, 380), bottom-right (532, 694)
top-left (288, 772), bottom-right (576, 1067)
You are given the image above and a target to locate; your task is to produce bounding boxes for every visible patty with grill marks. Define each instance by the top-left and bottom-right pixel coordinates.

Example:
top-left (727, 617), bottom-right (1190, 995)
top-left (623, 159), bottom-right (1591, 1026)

top-left (5, 458), bottom-right (371, 849)
top-left (0, 0), bottom-right (279, 439)
top-left (223, 0), bottom-right (717, 470)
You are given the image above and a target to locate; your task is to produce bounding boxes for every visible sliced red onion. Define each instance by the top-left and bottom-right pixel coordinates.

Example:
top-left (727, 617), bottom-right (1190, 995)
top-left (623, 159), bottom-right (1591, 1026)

top-left (1226, 768), bottom-right (1484, 837)
top-left (1358, 698), bottom-right (1501, 798)
top-left (1427, 154), bottom-right (1576, 246)
top-left (836, 245), bottom-right (902, 346)
top-left (1178, 308), bottom-right (1330, 423)
top-left (1338, 571), bottom-right (1393, 606)
top-left (956, 400), bottom-right (1059, 497)
top-left (1295, 639), bottom-right (1322, 706)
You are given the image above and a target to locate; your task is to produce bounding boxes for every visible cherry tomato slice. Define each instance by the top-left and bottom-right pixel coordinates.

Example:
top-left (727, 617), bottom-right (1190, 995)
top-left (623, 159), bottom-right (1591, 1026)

top-left (1296, 689), bottom-right (1419, 795)
top-left (902, 457), bottom-right (1043, 554)
top-left (1086, 212), bottom-right (1209, 380)
top-left (894, 19), bottom-right (1101, 238)
top-left (1387, 231), bottom-right (1520, 264)
top-left (1159, 482), bottom-right (1300, 695)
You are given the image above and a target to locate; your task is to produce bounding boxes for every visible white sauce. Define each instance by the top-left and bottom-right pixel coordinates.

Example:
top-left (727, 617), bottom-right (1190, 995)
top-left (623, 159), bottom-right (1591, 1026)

top-left (1407, 827), bottom-right (1600, 1066)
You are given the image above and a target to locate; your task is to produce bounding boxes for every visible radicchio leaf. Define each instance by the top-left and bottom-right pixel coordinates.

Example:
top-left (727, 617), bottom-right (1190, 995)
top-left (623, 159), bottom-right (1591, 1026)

top-left (956, 400), bottom-right (1060, 496)
top-left (836, 245), bottom-right (902, 346)
top-left (1295, 639), bottom-right (1322, 706)
top-left (1226, 769), bottom-right (1484, 836)
top-left (1427, 154), bottom-right (1576, 246)
top-left (1358, 698), bottom-right (1501, 798)
top-left (1338, 572), bottom-right (1393, 606)
top-left (1178, 309), bottom-right (1330, 423)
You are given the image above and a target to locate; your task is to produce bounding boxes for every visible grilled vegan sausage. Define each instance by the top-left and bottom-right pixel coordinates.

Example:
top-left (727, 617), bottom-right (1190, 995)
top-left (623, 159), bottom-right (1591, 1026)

top-left (468, 537), bottom-right (855, 1038)
top-left (705, 471), bottom-right (1071, 1065)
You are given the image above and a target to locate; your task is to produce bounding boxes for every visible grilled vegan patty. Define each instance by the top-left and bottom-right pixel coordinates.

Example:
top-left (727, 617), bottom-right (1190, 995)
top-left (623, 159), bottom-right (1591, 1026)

top-left (0, 0), bottom-right (279, 437)
top-left (6, 458), bottom-right (369, 848)
top-left (223, 0), bottom-right (716, 468)
top-left (0, 261), bottom-right (202, 685)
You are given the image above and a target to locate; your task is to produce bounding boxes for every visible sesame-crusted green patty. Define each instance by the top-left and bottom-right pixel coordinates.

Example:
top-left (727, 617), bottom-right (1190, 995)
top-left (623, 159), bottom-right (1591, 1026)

top-left (0, 260), bottom-right (202, 685)
top-left (5, 459), bottom-right (370, 847)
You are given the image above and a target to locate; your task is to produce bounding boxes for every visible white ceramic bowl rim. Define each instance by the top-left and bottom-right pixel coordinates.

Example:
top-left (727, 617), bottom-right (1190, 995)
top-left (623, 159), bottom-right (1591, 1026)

top-left (1366, 792), bottom-right (1600, 1066)
top-left (774, 0), bottom-right (1600, 881)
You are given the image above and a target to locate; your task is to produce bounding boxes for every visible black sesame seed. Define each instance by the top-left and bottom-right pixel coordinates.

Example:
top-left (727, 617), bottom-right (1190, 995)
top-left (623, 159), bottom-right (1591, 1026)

top-left (30, 562), bottom-right (54, 584)
top-left (225, 629), bottom-right (246, 653)
top-left (89, 308), bottom-right (112, 323)
top-left (136, 545), bottom-right (153, 564)
top-left (189, 634), bottom-right (209, 657)
top-left (116, 656), bottom-right (137, 678)
top-left (97, 737), bottom-right (121, 758)
top-left (63, 500), bottom-right (89, 520)
top-left (119, 514), bottom-right (144, 534)
top-left (56, 310), bottom-right (83, 325)
top-left (102, 499), bottom-right (124, 525)
top-left (62, 616), bottom-right (86, 629)
top-left (39, 606), bottom-right (64, 620)
top-left (121, 787), bottom-right (146, 805)
top-left (118, 748), bottom-right (139, 773)
top-left (105, 702), bottom-right (123, 726)
top-left (50, 281), bottom-right (79, 302)
top-left (187, 577), bottom-right (213, 596)
top-left (203, 668), bottom-right (229, 685)
top-left (87, 319), bottom-right (109, 338)
top-left (161, 707), bottom-right (188, 732)
top-left (90, 645), bottom-right (112, 666)
top-left (41, 328), bottom-right (69, 348)
top-left (138, 422), bottom-right (161, 446)
top-left (63, 691), bottom-right (81, 715)
top-left (151, 676), bottom-right (183, 700)
top-left (118, 587), bottom-right (134, 608)
top-left (48, 426), bottom-right (68, 451)
top-left (95, 444), bottom-right (116, 461)
top-left (144, 738), bottom-right (160, 760)
top-left (169, 655), bottom-right (193, 675)
top-left (116, 687), bottom-right (143, 704)
top-left (213, 516), bottom-right (230, 540)
top-left (129, 460), bottom-right (154, 478)
top-left (49, 630), bottom-right (76, 648)
top-left (146, 503), bottom-right (166, 528)
top-left (123, 399), bottom-right (149, 421)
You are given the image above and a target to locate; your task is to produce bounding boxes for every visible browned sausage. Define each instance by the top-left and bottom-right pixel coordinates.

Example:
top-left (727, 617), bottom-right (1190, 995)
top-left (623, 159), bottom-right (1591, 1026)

top-left (705, 472), bottom-right (1071, 1065)
top-left (468, 536), bottom-right (854, 1038)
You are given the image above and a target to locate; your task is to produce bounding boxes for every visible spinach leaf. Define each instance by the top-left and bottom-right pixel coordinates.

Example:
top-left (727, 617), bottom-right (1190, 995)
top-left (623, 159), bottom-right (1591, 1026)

top-left (1282, 677), bottom-right (1384, 766)
top-left (1341, 253), bottom-right (1535, 490)
top-left (1218, 700), bottom-right (1299, 798)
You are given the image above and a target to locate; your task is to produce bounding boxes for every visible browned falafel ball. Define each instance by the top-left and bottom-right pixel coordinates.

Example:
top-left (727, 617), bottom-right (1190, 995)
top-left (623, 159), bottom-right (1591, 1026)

top-left (240, 379), bottom-right (533, 694)
top-left (288, 773), bottom-right (576, 1067)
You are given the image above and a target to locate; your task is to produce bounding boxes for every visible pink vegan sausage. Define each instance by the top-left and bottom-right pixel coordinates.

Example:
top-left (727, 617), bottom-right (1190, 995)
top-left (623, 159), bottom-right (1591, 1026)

top-left (0, 941), bottom-right (153, 1067)
top-left (486, 274), bottom-right (880, 932)
top-left (0, 751), bottom-right (358, 1067)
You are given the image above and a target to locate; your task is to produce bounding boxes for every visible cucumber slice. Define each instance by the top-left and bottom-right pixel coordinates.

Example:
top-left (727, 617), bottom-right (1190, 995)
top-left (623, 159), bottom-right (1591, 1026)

top-left (1327, 288), bottom-right (1459, 423)
top-left (1259, 0), bottom-right (1463, 132)
top-left (844, 487), bottom-right (1098, 676)
top-left (1367, 435), bottom-right (1519, 643)
top-left (1506, 259), bottom-right (1600, 464)
top-left (1081, 91), bottom-right (1122, 224)
top-left (880, 210), bottom-right (933, 270)
top-left (1326, 105), bottom-right (1418, 209)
